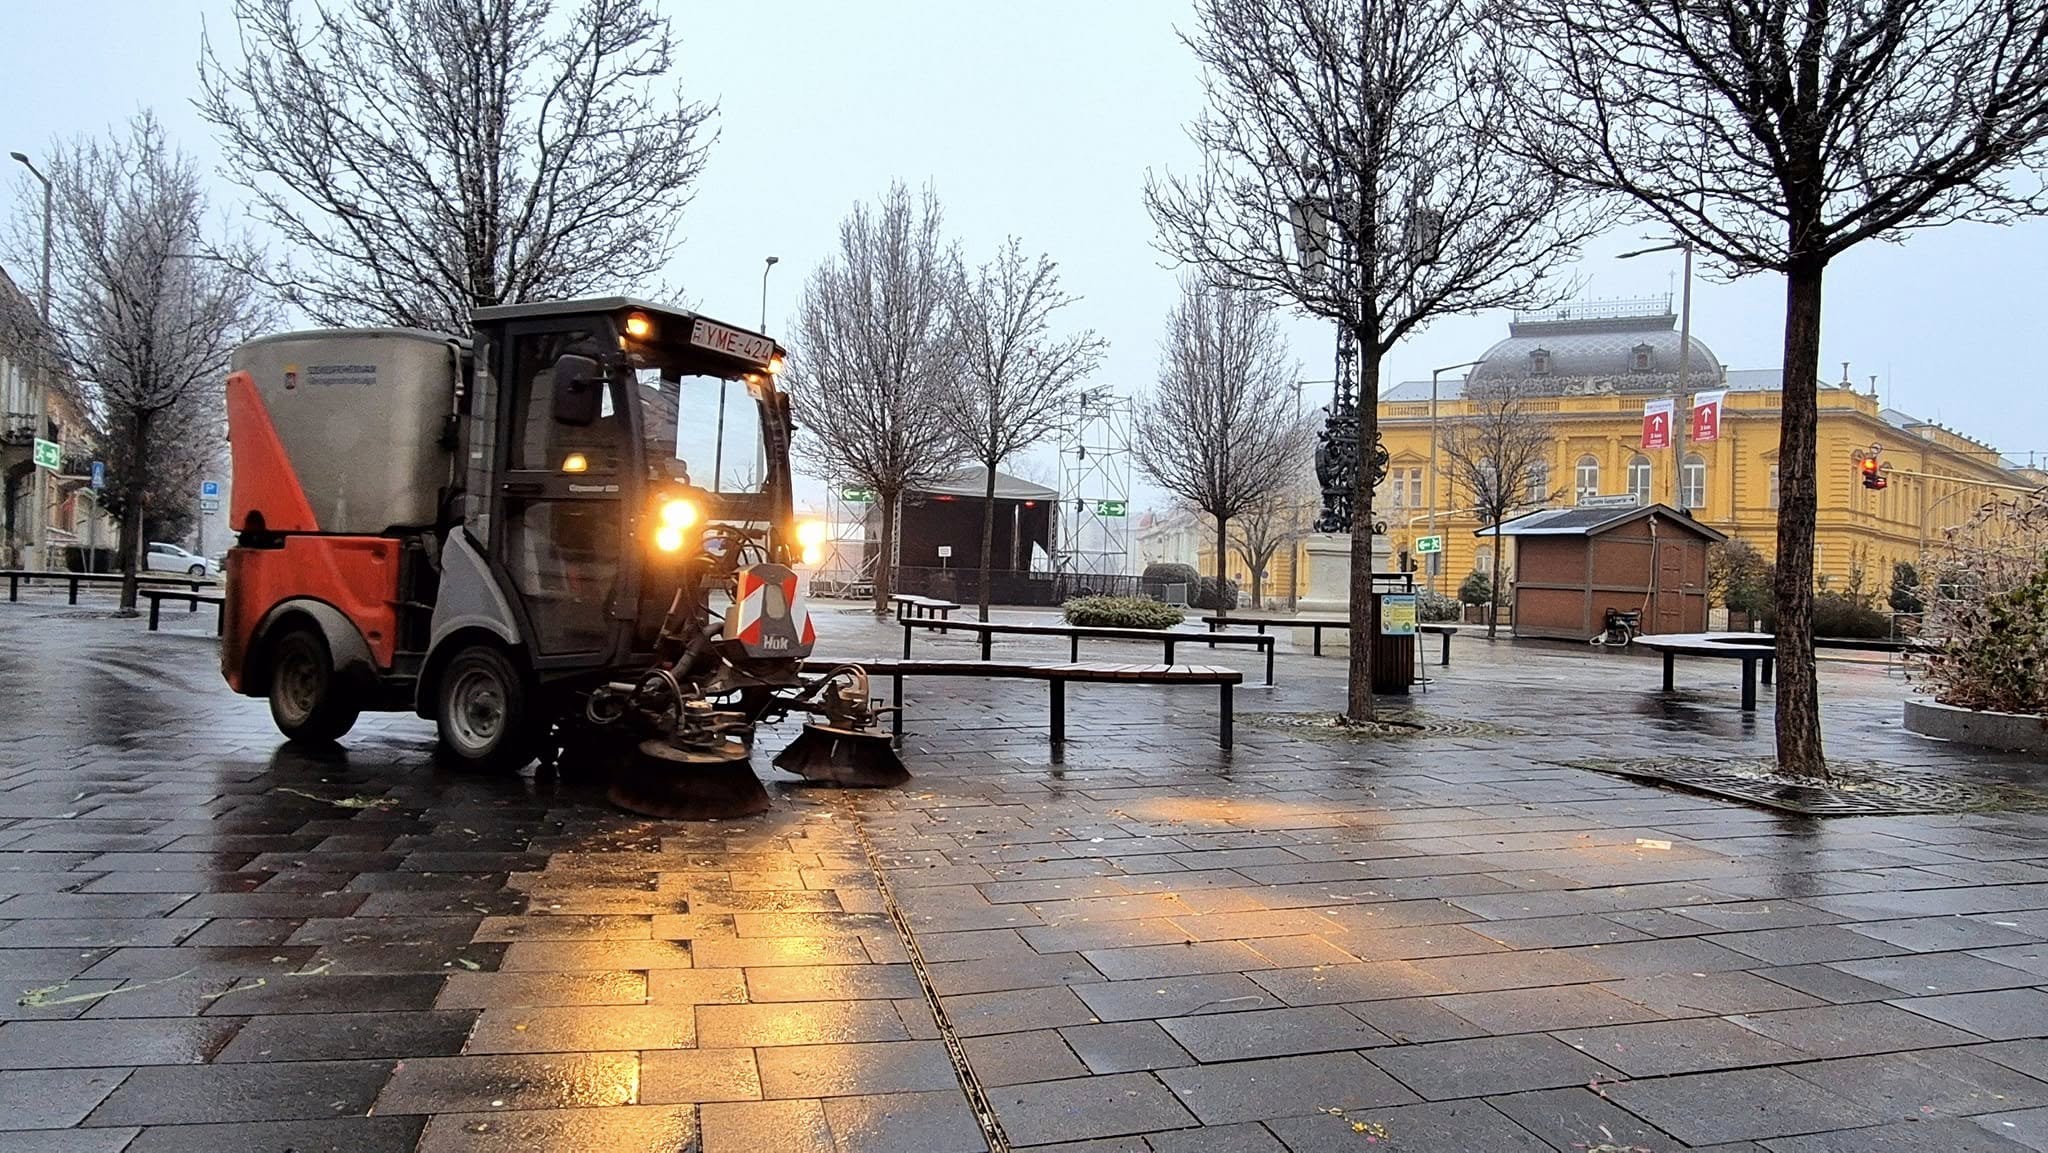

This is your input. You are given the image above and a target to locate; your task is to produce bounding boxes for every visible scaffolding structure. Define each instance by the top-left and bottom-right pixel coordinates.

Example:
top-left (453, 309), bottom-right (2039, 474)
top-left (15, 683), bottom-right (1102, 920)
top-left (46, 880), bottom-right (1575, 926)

top-left (810, 480), bottom-right (876, 596)
top-left (1057, 387), bottom-right (1135, 579)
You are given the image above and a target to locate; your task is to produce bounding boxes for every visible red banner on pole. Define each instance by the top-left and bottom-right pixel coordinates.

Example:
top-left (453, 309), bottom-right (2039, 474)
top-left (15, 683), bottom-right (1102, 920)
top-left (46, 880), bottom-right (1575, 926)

top-left (1642, 398), bottom-right (1673, 451)
top-left (1690, 390), bottom-right (1726, 444)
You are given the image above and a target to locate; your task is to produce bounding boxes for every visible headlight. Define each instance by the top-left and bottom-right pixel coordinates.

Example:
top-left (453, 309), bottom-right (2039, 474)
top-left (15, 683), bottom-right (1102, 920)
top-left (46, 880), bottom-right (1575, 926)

top-left (660, 498), bottom-right (698, 529)
top-left (623, 311), bottom-right (654, 340)
top-left (800, 543), bottom-right (824, 566)
top-left (654, 525), bottom-right (684, 552)
top-left (795, 519), bottom-right (828, 548)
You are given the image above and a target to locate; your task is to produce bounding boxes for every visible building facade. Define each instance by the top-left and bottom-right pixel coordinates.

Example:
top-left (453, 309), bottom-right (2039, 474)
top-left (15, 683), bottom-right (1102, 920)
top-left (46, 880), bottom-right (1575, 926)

top-left (1373, 298), bottom-right (2044, 597)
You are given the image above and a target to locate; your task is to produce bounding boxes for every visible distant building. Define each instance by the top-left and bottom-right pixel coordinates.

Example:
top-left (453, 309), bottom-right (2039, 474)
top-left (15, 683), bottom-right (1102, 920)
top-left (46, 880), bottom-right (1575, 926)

top-left (870, 466), bottom-right (1057, 576)
top-left (1133, 508), bottom-right (1203, 571)
top-left (1374, 297), bottom-right (2045, 592)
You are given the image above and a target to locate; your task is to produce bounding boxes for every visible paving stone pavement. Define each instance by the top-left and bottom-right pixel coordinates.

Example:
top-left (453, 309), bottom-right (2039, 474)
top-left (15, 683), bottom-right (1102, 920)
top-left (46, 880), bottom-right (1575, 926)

top-left (3, 595), bottom-right (2048, 1151)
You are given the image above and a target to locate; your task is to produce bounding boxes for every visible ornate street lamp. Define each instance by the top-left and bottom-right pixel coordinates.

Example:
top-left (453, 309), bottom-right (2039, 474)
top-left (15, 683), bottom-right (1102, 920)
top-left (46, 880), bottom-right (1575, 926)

top-left (1290, 162), bottom-right (1388, 535)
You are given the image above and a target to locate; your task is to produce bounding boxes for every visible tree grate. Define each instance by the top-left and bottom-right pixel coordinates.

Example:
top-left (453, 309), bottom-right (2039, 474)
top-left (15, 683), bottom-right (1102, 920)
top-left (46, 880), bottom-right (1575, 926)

top-left (1248, 712), bottom-right (1527, 740)
top-left (1568, 757), bottom-right (2048, 816)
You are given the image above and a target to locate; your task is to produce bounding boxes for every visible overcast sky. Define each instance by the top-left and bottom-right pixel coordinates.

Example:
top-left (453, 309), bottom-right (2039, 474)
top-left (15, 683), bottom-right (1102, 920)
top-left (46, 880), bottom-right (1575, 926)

top-left (7, 0), bottom-right (2046, 511)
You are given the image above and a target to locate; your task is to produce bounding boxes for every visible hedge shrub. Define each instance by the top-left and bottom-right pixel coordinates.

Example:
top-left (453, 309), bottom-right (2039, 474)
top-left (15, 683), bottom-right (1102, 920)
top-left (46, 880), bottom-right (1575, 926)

top-left (1418, 589), bottom-right (1463, 623)
top-left (1064, 596), bottom-right (1186, 629)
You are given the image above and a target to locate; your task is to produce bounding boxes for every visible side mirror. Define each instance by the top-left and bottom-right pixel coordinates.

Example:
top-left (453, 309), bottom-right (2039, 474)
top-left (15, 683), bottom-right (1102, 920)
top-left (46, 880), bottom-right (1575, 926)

top-left (551, 354), bottom-right (604, 426)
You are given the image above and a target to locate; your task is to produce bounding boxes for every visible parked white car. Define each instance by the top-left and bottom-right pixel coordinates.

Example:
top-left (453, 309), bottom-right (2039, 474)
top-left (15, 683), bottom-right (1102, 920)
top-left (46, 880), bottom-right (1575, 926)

top-left (144, 541), bottom-right (219, 578)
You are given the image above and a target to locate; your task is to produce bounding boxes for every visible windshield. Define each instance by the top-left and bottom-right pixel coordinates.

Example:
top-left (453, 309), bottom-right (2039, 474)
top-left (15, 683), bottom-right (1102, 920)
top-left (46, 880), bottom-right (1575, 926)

top-left (638, 371), bottom-right (765, 493)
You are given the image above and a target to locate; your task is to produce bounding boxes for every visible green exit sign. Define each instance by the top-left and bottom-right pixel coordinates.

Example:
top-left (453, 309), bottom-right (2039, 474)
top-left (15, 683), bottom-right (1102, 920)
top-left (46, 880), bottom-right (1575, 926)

top-left (1095, 500), bottom-right (1127, 517)
top-left (31, 438), bottom-right (61, 471)
top-left (840, 487), bottom-right (875, 503)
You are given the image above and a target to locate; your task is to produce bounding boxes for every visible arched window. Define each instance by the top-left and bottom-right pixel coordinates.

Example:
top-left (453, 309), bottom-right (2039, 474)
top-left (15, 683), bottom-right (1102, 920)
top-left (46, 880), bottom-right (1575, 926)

top-left (1768, 464), bottom-right (1780, 510)
top-left (1526, 459), bottom-right (1551, 506)
top-left (1530, 347), bottom-right (1553, 375)
top-left (1627, 455), bottom-right (1653, 506)
top-left (1682, 453), bottom-right (1707, 510)
top-left (1574, 455), bottom-right (1600, 502)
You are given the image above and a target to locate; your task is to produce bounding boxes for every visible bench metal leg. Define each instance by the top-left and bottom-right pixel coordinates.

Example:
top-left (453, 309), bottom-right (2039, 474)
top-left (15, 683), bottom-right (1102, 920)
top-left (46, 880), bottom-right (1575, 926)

top-left (1662, 651), bottom-right (1675, 692)
top-left (902, 626), bottom-right (913, 659)
top-left (1220, 682), bottom-right (1234, 749)
top-left (187, 595), bottom-right (199, 613)
top-left (1762, 657), bottom-right (1774, 686)
top-left (7, 574), bottom-right (16, 602)
top-left (893, 673), bottom-right (904, 742)
top-left (215, 602), bottom-right (224, 637)
top-left (1049, 678), bottom-right (1066, 744)
top-left (1070, 635), bottom-right (1080, 663)
top-left (1439, 632), bottom-right (1451, 667)
top-left (69, 578), bottom-right (80, 605)
top-left (1264, 642), bottom-right (1273, 686)
top-left (1164, 638), bottom-right (1176, 664)
top-left (148, 598), bottom-right (162, 631)
top-left (1313, 627), bottom-right (1322, 657)
top-left (980, 633), bottom-right (992, 661)
top-left (1741, 658), bottom-right (1757, 711)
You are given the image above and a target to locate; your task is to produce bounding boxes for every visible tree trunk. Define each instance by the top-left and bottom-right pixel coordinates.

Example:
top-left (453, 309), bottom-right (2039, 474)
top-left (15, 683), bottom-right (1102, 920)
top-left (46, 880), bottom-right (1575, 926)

top-left (977, 459), bottom-right (998, 622)
top-left (1345, 348), bottom-right (1381, 721)
top-left (1249, 556), bottom-right (1264, 609)
top-left (1773, 257), bottom-right (1828, 780)
top-left (116, 410), bottom-right (152, 616)
top-left (1212, 511), bottom-right (1231, 618)
top-left (872, 488), bottom-right (899, 616)
top-left (1487, 530), bottom-right (1505, 639)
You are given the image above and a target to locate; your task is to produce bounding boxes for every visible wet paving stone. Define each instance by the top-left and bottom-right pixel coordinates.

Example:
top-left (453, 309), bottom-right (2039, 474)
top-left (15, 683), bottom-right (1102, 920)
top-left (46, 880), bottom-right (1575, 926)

top-left (636, 1047), bottom-right (762, 1103)
top-left (0, 1018), bottom-right (240, 1069)
top-left (413, 1104), bottom-right (695, 1153)
top-left (120, 1116), bottom-right (426, 1153)
top-left (1264, 1098), bottom-right (1552, 1152)
top-left (1059, 1021), bottom-right (1197, 1074)
top-left (216, 1010), bottom-right (479, 1062)
top-left (371, 1051), bottom-right (638, 1113)
top-left (1159, 1004), bottom-right (1386, 1062)
top-left (84, 1059), bottom-right (395, 1126)
top-left (699, 1097), bottom-right (834, 1153)
top-left (0, 1068), bottom-right (129, 1128)
top-left (1157, 1052), bottom-right (1417, 1125)
top-left (696, 999), bottom-right (911, 1047)
top-left (959, 1029), bottom-right (1090, 1086)
top-left (463, 1004), bottom-right (695, 1053)
top-left (1367, 1033), bottom-right (1624, 1100)
top-left (1602, 1066), bottom-right (1885, 1145)
top-left (0, 1127), bottom-right (142, 1152)
top-left (756, 1039), bottom-right (959, 1098)
top-left (1733, 1000), bottom-right (1984, 1055)
top-left (988, 1071), bottom-right (1196, 1145)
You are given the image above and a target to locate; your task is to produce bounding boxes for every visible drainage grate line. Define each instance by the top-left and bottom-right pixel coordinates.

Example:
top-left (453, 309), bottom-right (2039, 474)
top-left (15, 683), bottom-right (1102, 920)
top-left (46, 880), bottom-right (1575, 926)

top-left (851, 805), bottom-right (1011, 1153)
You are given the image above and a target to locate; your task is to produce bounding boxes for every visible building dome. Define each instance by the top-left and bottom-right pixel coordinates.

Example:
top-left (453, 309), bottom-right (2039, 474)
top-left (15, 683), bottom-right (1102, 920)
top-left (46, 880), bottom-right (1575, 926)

top-left (1466, 298), bottom-right (1723, 395)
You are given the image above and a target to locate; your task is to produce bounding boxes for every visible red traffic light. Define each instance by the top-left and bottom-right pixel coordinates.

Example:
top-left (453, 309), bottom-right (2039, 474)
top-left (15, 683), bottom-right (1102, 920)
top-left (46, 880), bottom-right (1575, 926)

top-left (1859, 456), bottom-right (1888, 490)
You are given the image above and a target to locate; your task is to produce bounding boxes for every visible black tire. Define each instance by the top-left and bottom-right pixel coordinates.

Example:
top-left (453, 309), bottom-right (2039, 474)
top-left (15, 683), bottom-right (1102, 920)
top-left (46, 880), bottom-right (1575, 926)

top-left (433, 644), bottom-right (538, 772)
top-left (187, 564), bottom-right (205, 576)
top-left (268, 627), bottom-right (360, 743)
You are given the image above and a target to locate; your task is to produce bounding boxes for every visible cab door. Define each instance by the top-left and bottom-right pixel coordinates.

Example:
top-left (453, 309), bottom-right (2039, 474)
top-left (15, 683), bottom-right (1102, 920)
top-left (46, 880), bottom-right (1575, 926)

top-left (494, 324), bottom-right (637, 666)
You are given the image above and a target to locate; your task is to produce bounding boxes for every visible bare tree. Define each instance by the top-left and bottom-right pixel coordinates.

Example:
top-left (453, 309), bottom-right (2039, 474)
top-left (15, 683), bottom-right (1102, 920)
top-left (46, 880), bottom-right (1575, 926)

top-left (944, 239), bottom-right (1106, 620)
top-left (199, 0), bottom-right (715, 333)
top-left (1148, 0), bottom-right (1604, 719)
top-left (785, 183), bottom-right (961, 615)
top-left (1135, 278), bottom-right (1311, 618)
top-left (1230, 487), bottom-right (1310, 609)
top-left (9, 113), bottom-right (266, 611)
top-left (1494, 0), bottom-right (2048, 779)
top-left (1439, 381), bottom-right (1556, 638)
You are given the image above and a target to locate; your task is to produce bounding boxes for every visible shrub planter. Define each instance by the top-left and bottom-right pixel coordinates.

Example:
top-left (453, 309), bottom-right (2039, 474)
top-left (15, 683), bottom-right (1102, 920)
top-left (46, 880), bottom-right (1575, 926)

top-left (1904, 699), bottom-right (2048, 755)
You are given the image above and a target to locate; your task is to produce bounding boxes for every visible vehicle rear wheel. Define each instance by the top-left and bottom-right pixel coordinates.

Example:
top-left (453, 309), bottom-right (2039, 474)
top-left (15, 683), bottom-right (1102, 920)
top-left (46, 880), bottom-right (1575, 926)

top-left (187, 564), bottom-right (205, 576)
top-left (434, 644), bottom-right (537, 772)
top-left (268, 627), bottom-right (360, 742)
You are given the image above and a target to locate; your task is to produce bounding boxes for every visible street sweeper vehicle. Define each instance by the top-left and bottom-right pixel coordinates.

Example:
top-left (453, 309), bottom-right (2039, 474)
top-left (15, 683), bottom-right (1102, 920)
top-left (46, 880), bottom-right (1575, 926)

top-left (218, 297), bottom-right (902, 817)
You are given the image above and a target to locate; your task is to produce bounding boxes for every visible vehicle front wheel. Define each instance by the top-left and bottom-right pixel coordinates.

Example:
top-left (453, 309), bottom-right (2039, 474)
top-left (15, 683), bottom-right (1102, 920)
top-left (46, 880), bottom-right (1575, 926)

top-left (434, 645), bottom-right (538, 772)
top-left (268, 627), bottom-right (360, 743)
top-left (187, 564), bottom-right (206, 576)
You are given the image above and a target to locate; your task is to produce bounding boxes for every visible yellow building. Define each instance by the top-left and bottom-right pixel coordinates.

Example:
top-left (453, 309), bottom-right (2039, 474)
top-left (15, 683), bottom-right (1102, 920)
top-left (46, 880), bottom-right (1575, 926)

top-left (1372, 298), bottom-right (2046, 596)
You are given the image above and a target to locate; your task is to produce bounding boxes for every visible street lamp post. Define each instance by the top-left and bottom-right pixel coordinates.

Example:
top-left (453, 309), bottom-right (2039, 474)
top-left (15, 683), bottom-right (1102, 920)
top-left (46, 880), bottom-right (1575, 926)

top-left (1619, 234), bottom-right (1696, 508)
top-left (11, 151), bottom-right (52, 571)
top-left (759, 255), bottom-right (779, 331)
top-left (1426, 358), bottom-right (1486, 593)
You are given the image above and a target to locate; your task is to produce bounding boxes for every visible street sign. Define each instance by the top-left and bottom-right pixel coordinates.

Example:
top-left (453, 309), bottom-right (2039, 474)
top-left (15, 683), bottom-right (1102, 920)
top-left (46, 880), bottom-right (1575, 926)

top-left (1095, 500), bottom-right (1127, 517)
top-left (1379, 593), bottom-right (1418, 636)
top-left (200, 480), bottom-right (221, 498)
top-left (936, 545), bottom-right (953, 559)
top-left (840, 486), bottom-right (875, 503)
top-left (1577, 493), bottom-right (1642, 509)
top-left (1414, 535), bottom-right (1444, 555)
top-left (90, 461), bottom-right (105, 490)
top-left (31, 438), bottom-right (60, 471)
top-left (198, 497), bottom-right (221, 513)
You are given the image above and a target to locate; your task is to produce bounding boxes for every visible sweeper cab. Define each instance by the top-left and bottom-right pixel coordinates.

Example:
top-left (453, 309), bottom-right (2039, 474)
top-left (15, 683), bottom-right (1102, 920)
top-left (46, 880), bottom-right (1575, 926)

top-left (219, 297), bottom-right (902, 816)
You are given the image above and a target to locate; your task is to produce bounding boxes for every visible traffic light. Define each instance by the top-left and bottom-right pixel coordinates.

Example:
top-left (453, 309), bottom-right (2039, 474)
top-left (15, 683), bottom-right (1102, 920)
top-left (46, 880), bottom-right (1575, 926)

top-left (1859, 455), bottom-right (1887, 490)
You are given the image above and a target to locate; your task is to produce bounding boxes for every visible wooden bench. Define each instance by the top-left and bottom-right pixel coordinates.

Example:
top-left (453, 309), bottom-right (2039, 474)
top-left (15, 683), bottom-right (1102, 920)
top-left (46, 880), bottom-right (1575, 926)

top-left (2, 569), bottom-right (217, 605)
top-left (1201, 615), bottom-right (1458, 666)
top-left (891, 594), bottom-right (961, 622)
top-left (802, 657), bottom-right (1243, 748)
top-left (140, 587), bottom-right (226, 634)
top-left (900, 617), bottom-right (1275, 685)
